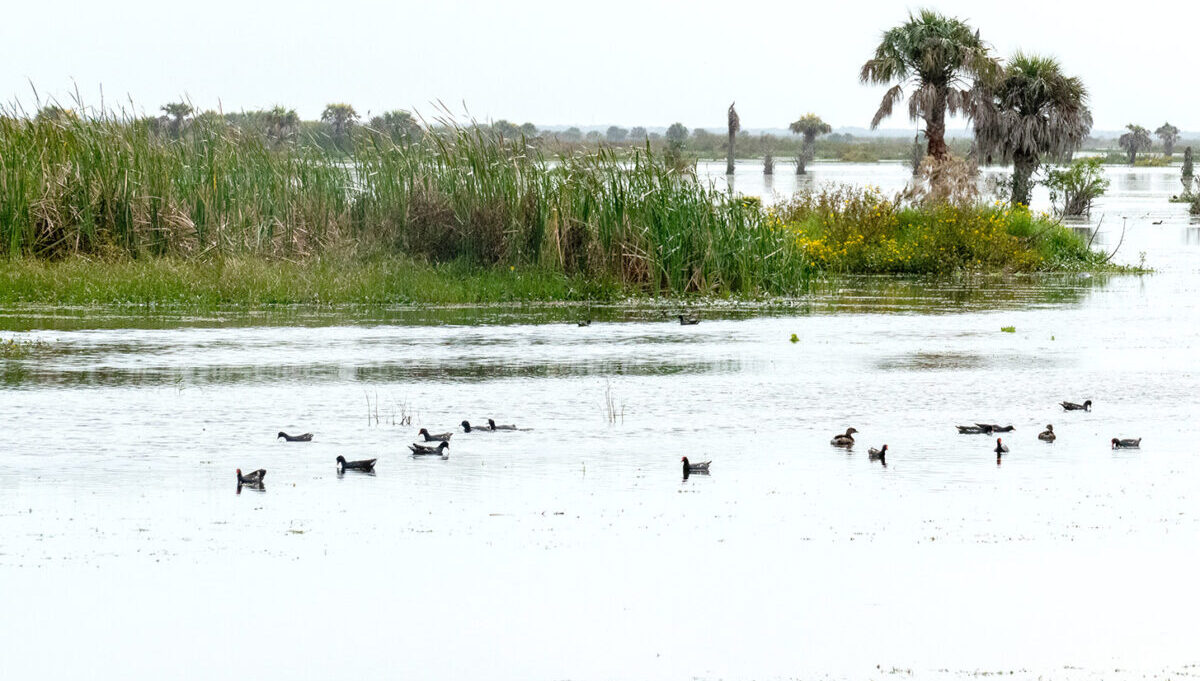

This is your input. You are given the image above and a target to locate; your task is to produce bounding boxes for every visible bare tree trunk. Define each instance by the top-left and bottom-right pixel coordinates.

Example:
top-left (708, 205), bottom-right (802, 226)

top-left (1011, 151), bottom-right (1038, 206)
top-left (926, 91), bottom-right (948, 161)
top-left (726, 129), bottom-right (735, 175)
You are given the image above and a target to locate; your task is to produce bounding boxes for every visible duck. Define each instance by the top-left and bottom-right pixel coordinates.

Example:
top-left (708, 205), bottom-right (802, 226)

top-left (277, 431), bottom-right (313, 442)
top-left (487, 418), bottom-right (519, 431)
top-left (418, 428), bottom-right (453, 442)
top-left (577, 319), bottom-right (592, 327)
top-left (957, 424), bottom-right (992, 434)
top-left (1111, 437), bottom-right (1141, 449)
top-left (1038, 425), bottom-right (1056, 442)
top-left (678, 314), bottom-right (700, 326)
top-left (994, 438), bottom-right (1009, 455)
top-left (236, 468), bottom-right (266, 485)
top-left (336, 455), bottom-right (376, 472)
top-left (868, 444), bottom-right (888, 466)
top-left (830, 427), bottom-right (858, 446)
top-left (976, 423), bottom-right (1015, 433)
top-left (1060, 400), bottom-right (1092, 411)
top-left (681, 456), bottom-right (710, 475)
top-left (461, 420), bottom-right (488, 433)
top-left (410, 441), bottom-right (450, 458)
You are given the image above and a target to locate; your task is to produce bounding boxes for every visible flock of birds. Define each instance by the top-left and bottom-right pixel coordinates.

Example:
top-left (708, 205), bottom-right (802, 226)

top-left (234, 419), bottom-right (524, 490)
top-left (829, 398), bottom-right (1141, 468)
top-left (234, 398), bottom-right (1144, 489)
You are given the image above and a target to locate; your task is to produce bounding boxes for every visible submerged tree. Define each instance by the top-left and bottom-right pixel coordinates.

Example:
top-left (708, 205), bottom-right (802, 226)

top-left (321, 103), bottom-right (359, 140)
top-left (972, 53), bottom-right (1092, 206)
top-left (726, 102), bottom-right (740, 175)
top-left (860, 10), bottom-right (994, 160)
top-left (763, 148), bottom-right (775, 175)
top-left (1046, 157), bottom-right (1110, 216)
top-left (1118, 124), bottom-right (1152, 165)
top-left (1155, 123), bottom-right (1180, 157)
top-left (789, 113), bottom-right (831, 174)
top-left (160, 101), bottom-right (194, 138)
top-left (910, 133), bottom-right (925, 175)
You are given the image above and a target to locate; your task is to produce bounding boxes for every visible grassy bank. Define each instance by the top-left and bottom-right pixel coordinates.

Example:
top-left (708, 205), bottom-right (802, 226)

top-left (0, 110), bottom-right (1126, 303)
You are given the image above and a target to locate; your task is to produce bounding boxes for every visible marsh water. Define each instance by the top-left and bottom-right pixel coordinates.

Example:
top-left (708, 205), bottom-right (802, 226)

top-left (3, 163), bottom-right (1200, 680)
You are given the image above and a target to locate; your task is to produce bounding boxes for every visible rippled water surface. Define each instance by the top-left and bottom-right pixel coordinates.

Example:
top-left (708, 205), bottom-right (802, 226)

top-left (3, 164), bottom-right (1200, 680)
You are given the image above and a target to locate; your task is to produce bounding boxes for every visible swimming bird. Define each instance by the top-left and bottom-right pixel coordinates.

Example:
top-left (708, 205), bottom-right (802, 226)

top-left (681, 456), bottom-right (710, 475)
top-left (1111, 437), bottom-right (1141, 449)
top-left (236, 468), bottom-right (266, 485)
top-left (409, 441), bottom-right (450, 458)
top-left (1060, 400), bottom-right (1092, 411)
top-left (1038, 425), bottom-right (1056, 442)
top-left (976, 423), bottom-right (1015, 433)
top-left (577, 319), bottom-right (592, 327)
top-left (418, 428), bottom-right (453, 442)
top-left (678, 314), bottom-right (700, 326)
top-left (957, 424), bottom-right (992, 434)
top-left (868, 445), bottom-right (887, 466)
top-left (487, 418), bottom-right (519, 431)
top-left (336, 455), bottom-right (376, 472)
top-left (277, 431), bottom-right (313, 442)
top-left (461, 420), bottom-right (487, 433)
top-left (994, 438), bottom-right (1009, 455)
top-left (830, 427), bottom-right (858, 446)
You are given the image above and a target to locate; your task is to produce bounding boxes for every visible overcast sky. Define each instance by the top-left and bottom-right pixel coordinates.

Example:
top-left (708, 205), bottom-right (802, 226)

top-left (3, 0), bottom-right (1196, 133)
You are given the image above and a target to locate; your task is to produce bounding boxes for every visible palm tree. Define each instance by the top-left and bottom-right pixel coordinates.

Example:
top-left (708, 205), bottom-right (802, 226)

top-left (726, 102), bottom-right (740, 175)
top-left (789, 113), bottom-right (831, 175)
top-left (369, 110), bottom-right (420, 144)
top-left (263, 106), bottom-right (300, 144)
top-left (160, 101), bottom-right (194, 137)
top-left (860, 10), bottom-right (994, 160)
top-left (972, 53), bottom-right (1092, 206)
top-left (1155, 123), bottom-right (1180, 157)
top-left (321, 103), bottom-right (359, 139)
top-left (1119, 124), bottom-right (1152, 165)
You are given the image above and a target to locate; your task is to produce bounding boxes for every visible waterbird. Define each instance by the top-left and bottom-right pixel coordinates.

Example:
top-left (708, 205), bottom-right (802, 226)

top-left (418, 428), bottom-right (453, 442)
top-left (236, 468), bottom-right (266, 485)
top-left (1038, 425), bottom-right (1056, 442)
top-left (994, 438), bottom-right (1009, 455)
top-left (976, 423), bottom-right (1015, 433)
top-left (830, 427), bottom-right (858, 446)
top-left (868, 445), bottom-right (888, 466)
top-left (461, 420), bottom-right (488, 433)
top-left (1060, 400), bottom-right (1092, 411)
top-left (681, 456), bottom-right (711, 475)
top-left (957, 425), bottom-right (992, 434)
top-left (1111, 437), bottom-right (1141, 449)
top-left (410, 441), bottom-right (450, 458)
top-left (278, 431), bottom-right (313, 442)
top-left (678, 314), bottom-right (700, 326)
top-left (578, 319), bottom-right (592, 327)
top-left (488, 419), bottom-right (519, 431)
top-left (336, 455), bottom-right (377, 472)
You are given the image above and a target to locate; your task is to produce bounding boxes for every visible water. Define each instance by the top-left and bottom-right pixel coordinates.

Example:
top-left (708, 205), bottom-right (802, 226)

top-left (3, 163), bottom-right (1200, 680)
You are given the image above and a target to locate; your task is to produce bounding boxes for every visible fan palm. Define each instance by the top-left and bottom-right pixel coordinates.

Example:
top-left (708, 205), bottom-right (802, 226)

top-left (972, 53), bottom-right (1092, 206)
top-left (1119, 125), bottom-right (1152, 165)
top-left (860, 10), bottom-right (995, 160)
top-left (1155, 123), bottom-right (1180, 157)
top-left (789, 113), bottom-right (831, 175)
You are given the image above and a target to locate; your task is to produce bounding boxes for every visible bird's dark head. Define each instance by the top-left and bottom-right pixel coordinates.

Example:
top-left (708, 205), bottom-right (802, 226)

top-left (461, 421), bottom-right (471, 432)
top-left (276, 432), bottom-right (286, 439)
top-left (996, 437), bottom-right (1003, 444)
top-left (336, 455), bottom-right (347, 465)
top-left (488, 419), bottom-right (497, 430)
top-left (882, 444), bottom-right (888, 452)
top-left (419, 428), bottom-right (429, 436)
top-left (236, 468), bottom-right (242, 479)
top-left (846, 427), bottom-right (858, 435)
top-left (439, 442), bottom-right (450, 450)
top-left (1111, 438), bottom-right (1119, 447)
top-left (1084, 400), bottom-right (1093, 410)
top-left (681, 456), bottom-right (689, 464)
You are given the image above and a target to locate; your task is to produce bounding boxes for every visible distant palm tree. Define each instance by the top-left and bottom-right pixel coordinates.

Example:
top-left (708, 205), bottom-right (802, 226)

top-left (972, 53), bottom-right (1092, 206)
top-left (1155, 123), bottom-right (1180, 157)
top-left (160, 101), bottom-right (194, 137)
top-left (860, 10), bottom-right (994, 160)
top-left (789, 113), bottom-right (831, 174)
top-left (263, 106), bottom-right (300, 144)
top-left (368, 110), bottom-right (420, 144)
top-left (1119, 124), bottom-right (1152, 165)
top-left (321, 103), bottom-right (359, 139)
top-left (726, 102), bottom-right (740, 175)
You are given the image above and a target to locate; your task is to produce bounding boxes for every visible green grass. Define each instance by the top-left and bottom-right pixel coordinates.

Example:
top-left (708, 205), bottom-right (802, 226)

top-left (0, 256), bottom-right (628, 306)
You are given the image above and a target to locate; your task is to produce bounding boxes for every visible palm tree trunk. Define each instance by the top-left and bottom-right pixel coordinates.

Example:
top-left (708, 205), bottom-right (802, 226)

top-left (1011, 152), bottom-right (1038, 206)
top-left (726, 129), bottom-right (735, 175)
top-left (926, 91), bottom-right (949, 161)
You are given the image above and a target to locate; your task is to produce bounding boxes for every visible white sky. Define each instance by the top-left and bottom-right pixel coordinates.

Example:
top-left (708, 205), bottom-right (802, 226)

top-left (3, 0), bottom-right (1197, 132)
